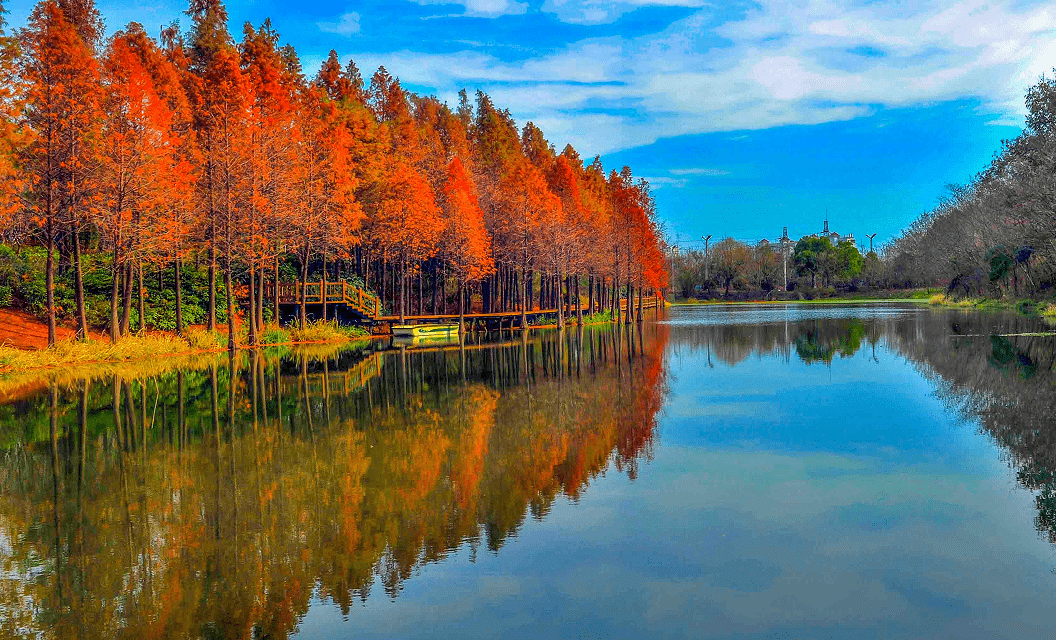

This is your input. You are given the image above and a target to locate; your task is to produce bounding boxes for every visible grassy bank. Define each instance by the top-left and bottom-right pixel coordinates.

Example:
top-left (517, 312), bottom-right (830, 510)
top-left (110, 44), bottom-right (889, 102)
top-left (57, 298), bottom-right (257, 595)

top-left (928, 295), bottom-right (1056, 320)
top-left (668, 297), bottom-right (932, 306)
top-left (668, 289), bottom-right (935, 306)
top-left (0, 320), bottom-right (371, 376)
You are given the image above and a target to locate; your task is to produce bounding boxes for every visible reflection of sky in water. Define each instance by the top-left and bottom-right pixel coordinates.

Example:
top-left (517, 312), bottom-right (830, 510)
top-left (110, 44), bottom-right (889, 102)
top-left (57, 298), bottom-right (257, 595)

top-left (658, 303), bottom-right (925, 326)
top-left (296, 305), bottom-right (1056, 639)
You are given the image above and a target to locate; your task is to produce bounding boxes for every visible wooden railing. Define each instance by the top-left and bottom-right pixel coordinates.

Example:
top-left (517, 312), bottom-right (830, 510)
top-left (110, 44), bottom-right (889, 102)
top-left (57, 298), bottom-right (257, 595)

top-left (268, 281), bottom-right (381, 319)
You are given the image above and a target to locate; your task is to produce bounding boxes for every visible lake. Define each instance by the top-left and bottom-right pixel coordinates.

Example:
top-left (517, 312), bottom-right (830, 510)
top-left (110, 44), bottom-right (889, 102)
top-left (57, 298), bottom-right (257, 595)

top-left (2, 303), bottom-right (1055, 639)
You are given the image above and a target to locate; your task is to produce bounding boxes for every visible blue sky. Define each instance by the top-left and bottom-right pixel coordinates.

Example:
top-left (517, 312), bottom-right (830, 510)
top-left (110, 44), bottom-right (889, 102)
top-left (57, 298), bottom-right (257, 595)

top-left (5, 0), bottom-right (1054, 248)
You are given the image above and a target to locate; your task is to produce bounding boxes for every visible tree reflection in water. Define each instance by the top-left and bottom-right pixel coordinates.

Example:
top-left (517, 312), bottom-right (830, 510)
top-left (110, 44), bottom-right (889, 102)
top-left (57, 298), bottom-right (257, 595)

top-left (0, 323), bottom-right (669, 639)
top-left (666, 308), bottom-right (1056, 547)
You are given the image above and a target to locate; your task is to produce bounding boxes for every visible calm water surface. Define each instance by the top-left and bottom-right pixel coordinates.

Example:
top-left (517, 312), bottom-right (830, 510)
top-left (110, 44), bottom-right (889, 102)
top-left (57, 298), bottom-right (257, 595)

top-left (2, 304), bottom-right (1056, 638)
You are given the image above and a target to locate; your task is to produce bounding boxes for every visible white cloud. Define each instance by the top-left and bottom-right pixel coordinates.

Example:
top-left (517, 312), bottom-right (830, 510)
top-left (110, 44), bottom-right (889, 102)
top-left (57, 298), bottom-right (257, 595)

top-left (539, 0), bottom-right (709, 25)
top-left (317, 12), bottom-right (361, 36)
top-left (408, 0), bottom-right (705, 22)
top-left (639, 176), bottom-right (688, 189)
top-left (670, 168), bottom-right (730, 176)
top-left (408, 0), bottom-right (527, 18)
top-left (341, 0), bottom-right (1056, 155)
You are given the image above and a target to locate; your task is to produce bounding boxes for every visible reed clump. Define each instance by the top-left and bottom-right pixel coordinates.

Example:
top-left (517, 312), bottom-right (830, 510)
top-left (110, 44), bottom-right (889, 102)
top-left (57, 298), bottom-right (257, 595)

top-left (289, 320), bottom-right (367, 343)
top-left (0, 334), bottom-right (202, 371)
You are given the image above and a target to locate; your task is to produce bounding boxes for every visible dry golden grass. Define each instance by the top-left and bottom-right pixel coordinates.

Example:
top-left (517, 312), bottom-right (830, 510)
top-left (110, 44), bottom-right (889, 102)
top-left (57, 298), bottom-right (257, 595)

top-left (289, 320), bottom-right (368, 343)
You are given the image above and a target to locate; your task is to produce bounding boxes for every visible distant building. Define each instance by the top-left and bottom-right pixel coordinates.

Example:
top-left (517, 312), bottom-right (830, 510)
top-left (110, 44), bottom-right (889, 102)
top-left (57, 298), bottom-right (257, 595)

top-left (811, 217), bottom-right (856, 248)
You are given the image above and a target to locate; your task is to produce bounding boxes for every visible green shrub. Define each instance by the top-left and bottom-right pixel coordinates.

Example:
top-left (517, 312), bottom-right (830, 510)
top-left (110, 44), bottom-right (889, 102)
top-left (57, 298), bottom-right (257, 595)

top-left (185, 329), bottom-right (224, 350)
top-left (260, 326), bottom-right (291, 345)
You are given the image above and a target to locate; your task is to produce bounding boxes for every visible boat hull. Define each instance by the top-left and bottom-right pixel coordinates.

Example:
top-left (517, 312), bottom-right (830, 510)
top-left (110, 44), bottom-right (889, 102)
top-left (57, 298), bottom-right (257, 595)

top-left (392, 324), bottom-right (460, 338)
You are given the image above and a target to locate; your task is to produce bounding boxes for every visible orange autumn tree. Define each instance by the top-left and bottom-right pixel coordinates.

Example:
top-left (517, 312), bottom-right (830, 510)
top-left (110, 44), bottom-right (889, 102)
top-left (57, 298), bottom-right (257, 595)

top-left (439, 156), bottom-right (493, 330)
top-left (498, 158), bottom-right (559, 328)
top-left (0, 2), bottom-right (28, 237)
top-left (543, 153), bottom-right (587, 328)
top-left (0, 0), bottom-right (667, 337)
top-left (289, 83), bottom-right (361, 328)
top-left (369, 161), bottom-right (440, 322)
top-left (19, 0), bottom-right (102, 344)
top-left (99, 23), bottom-right (192, 341)
top-left (241, 20), bottom-right (297, 342)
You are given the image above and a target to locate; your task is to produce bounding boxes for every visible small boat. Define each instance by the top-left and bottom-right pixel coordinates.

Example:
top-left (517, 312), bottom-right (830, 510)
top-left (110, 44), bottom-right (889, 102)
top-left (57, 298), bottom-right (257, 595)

top-left (391, 323), bottom-right (460, 338)
top-left (392, 334), bottom-right (460, 348)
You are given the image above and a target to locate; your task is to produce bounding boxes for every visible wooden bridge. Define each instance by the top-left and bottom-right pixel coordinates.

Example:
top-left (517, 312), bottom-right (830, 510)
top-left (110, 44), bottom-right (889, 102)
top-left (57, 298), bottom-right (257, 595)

top-left (268, 281), bottom-right (661, 328)
top-left (376, 296), bottom-right (663, 325)
top-left (283, 352), bottom-right (384, 399)
top-left (268, 281), bottom-right (382, 320)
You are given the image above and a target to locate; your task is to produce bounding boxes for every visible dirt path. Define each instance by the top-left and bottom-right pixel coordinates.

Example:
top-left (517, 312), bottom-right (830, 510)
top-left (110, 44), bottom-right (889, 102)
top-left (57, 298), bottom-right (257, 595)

top-left (0, 309), bottom-right (106, 350)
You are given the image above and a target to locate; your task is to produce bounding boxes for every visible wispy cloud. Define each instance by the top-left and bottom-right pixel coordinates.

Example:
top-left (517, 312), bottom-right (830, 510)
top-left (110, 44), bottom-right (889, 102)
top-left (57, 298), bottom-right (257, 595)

top-left (317, 12), bottom-right (361, 36)
top-left (408, 0), bottom-right (527, 18)
top-left (345, 0), bottom-right (1054, 155)
top-left (640, 176), bottom-right (688, 189)
top-left (670, 168), bottom-right (730, 176)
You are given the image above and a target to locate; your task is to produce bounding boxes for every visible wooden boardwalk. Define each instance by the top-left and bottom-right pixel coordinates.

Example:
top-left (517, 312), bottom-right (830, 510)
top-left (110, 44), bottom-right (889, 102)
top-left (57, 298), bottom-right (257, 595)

top-left (267, 281), bottom-right (381, 319)
top-left (267, 280), bottom-right (661, 327)
top-left (283, 352), bottom-right (384, 398)
top-left (377, 296), bottom-right (662, 324)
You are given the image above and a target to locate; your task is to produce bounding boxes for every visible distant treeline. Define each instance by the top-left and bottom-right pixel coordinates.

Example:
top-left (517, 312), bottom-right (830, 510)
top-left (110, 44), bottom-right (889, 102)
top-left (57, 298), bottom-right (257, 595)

top-left (885, 74), bottom-right (1056, 299)
top-left (0, 0), bottom-right (668, 347)
top-left (670, 235), bottom-right (876, 298)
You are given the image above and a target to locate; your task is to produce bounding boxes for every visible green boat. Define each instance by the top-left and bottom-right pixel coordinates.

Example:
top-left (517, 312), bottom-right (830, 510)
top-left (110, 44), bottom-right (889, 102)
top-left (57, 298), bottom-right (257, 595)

top-left (391, 324), bottom-right (460, 338)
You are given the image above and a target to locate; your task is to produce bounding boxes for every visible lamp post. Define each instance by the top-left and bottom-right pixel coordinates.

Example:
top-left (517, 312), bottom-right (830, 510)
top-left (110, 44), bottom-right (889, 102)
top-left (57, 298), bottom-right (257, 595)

top-left (702, 234), bottom-right (712, 285)
top-left (866, 233), bottom-right (877, 255)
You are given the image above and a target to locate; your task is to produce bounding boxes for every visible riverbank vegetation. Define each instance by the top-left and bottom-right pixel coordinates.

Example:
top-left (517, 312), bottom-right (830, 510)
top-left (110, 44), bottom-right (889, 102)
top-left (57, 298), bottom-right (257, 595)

top-left (884, 74), bottom-right (1056, 303)
top-left (0, 0), bottom-right (667, 352)
top-left (669, 234), bottom-right (876, 300)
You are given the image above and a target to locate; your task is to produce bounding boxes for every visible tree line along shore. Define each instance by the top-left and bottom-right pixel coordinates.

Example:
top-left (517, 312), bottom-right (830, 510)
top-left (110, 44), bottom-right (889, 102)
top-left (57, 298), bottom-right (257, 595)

top-left (0, 0), bottom-right (668, 356)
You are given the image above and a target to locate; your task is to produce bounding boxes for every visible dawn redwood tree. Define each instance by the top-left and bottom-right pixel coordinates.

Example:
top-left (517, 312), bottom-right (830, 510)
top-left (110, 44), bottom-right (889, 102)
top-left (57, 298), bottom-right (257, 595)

top-left (0, 3), bottom-right (27, 236)
top-left (185, 0), bottom-right (234, 333)
top-left (99, 23), bottom-right (192, 341)
top-left (439, 156), bottom-right (493, 332)
top-left (368, 161), bottom-right (440, 323)
top-left (544, 154), bottom-right (585, 328)
top-left (19, 0), bottom-right (102, 345)
top-left (498, 158), bottom-right (557, 328)
top-left (289, 83), bottom-right (361, 328)
top-left (241, 20), bottom-right (296, 342)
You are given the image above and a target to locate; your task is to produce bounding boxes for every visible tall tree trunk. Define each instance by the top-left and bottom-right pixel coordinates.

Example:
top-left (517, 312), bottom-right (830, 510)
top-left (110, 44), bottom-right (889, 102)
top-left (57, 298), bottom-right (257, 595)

top-left (381, 257), bottom-right (387, 315)
top-left (587, 273), bottom-right (594, 315)
top-left (458, 277), bottom-right (465, 335)
top-left (431, 260), bottom-right (439, 314)
top-left (208, 244), bottom-right (217, 332)
top-left (257, 267), bottom-right (265, 330)
top-left (520, 268), bottom-right (528, 329)
top-left (248, 258), bottom-right (257, 346)
top-left (72, 221), bottom-right (87, 341)
top-left (575, 275), bottom-right (582, 324)
top-left (398, 259), bottom-right (405, 324)
top-left (321, 253), bottom-right (328, 322)
top-left (174, 257), bottom-right (183, 336)
top-left (417, 268), bottom-right (423, 316)
top-left (120, 264), bottom-right (132, 336)
top-left (226, 257), bottom-right (236, 350)
top-left (274, 255), bottom-right (280, 327)
top-left (137, 261), bottom-right (145, 332)
top-left (557, 269), bottom-right (565, 330)
top-left (45, 216), bottom-right (56, 346)
top-left (625, 281), bottom-right (633, 324)
top-left (299, 252), bottom-right (308, 330)
top-left (110, 249), bottom-right (120, 343)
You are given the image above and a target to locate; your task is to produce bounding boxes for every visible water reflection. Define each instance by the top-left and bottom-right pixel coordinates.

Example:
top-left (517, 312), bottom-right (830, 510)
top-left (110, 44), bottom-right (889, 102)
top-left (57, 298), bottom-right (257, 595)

top-left (0, 324), bottom-right (668, 639)
top-left (3, 305), bottom-right (1056, 637)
